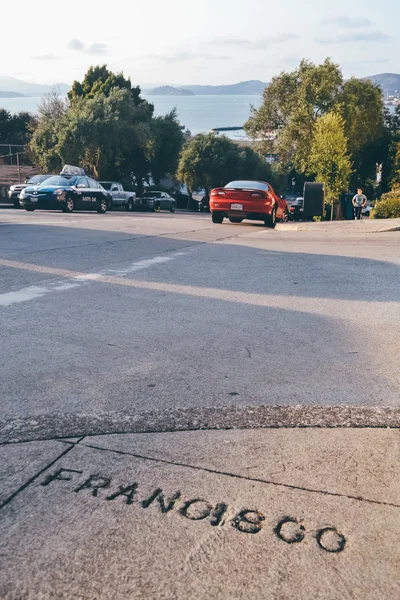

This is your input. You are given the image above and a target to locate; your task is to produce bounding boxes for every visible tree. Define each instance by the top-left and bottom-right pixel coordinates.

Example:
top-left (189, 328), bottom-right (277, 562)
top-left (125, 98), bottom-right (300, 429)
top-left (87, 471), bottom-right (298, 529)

top-left (245, 59), bottom-right (386, 186)
top-left (177, 133), bottom-right (272, 193)
top-left (307, 112), bottom-right (353, 208)
top-left (148, 110), bottom-right (184, 184)
top-left (29, 67), bottom-right (183, 192)
top-left (0, 108), bottom-right (33, 152)
top-left (68, 65), bottom-right (151, 112)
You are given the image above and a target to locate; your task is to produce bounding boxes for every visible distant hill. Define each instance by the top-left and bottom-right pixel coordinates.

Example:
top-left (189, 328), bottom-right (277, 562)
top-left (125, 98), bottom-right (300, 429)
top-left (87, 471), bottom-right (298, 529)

top-left (149, 85), bottom-right (194, 96)
top-left (0, 76), bottom-right (70, 97)
top-left (0, 90), bottom-right (25, 98)
top-left (363, 73), bottom-right (400, 97)
top-left (184, 80), bottom-right (268, 95)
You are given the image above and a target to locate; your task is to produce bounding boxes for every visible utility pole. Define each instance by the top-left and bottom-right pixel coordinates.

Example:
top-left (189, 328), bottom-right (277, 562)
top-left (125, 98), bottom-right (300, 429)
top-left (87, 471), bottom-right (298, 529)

top-left (17, 152), bottom-right (21, 184)
top-left (9, 144), bottom-right (12, 166)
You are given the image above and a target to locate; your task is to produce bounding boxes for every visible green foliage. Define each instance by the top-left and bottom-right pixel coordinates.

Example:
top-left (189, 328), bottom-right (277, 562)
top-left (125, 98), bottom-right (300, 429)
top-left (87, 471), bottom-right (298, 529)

top-left (371, 191), bottom-right (400, 219)
top-left (0, 108), bottom-right (33, 146)
top-left (307, 112), bottom-right (353, 203)
top-left (149, 110), bottom-right (184, 184)
top-left (68, 65), bottom-right (151, 111)
top-left (245, 58), bottom-right (387, 186)
top-left (177, 134), bottom-right (271, 192)
top-left (29, 67), bottom-right (183, 190)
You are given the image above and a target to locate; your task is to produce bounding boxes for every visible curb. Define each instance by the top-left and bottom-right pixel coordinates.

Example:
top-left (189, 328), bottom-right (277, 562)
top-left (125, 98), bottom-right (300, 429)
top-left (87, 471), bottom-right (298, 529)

top-left (1, 405), bottom-right (399, 444)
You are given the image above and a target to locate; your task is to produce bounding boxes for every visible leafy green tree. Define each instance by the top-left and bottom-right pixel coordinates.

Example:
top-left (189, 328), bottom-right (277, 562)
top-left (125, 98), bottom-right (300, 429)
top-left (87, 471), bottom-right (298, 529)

top-left (29, 68), bottom-right (182, 192)
top-left (245, 59), bottom-right (386, 186)
top-left (177, 133), bottom-right (271, 193)
top-left (68, 65), bottom-right (151, 112)
top-left (307, 112), bottom-right (353, 207)
top-left (149, 110), bottom-right (184, 184)
top-left (0, 108), bottom-right (33, 149)
top-left (28, 93), bottom-right (68, 172)
top-left (245, 59), bottom-right (342, 173)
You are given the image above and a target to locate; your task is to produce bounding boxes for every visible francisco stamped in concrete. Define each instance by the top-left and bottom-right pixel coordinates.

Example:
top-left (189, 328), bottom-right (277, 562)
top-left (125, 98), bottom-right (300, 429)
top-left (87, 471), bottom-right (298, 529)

top-left (0, 407), bottom-right (399, 600)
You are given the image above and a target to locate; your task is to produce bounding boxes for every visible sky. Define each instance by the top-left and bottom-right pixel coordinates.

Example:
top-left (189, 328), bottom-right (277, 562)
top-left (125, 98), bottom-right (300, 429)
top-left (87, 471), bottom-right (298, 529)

top-left (1, 0), bottom-right (399, 87)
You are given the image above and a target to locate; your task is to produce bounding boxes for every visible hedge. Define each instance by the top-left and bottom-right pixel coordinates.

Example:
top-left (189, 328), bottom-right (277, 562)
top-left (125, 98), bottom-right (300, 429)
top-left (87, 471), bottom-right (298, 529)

top-left (371, 191), bottom-right (400, 219)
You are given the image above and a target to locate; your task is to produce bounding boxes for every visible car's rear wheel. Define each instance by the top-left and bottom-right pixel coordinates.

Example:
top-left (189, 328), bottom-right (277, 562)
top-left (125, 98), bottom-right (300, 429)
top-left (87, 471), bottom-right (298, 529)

top-left (63, 197), bottom-right (74, 213)
top-left (13, 200), bottom-right (20, 209)
top-left (25, 207), bottom-right (35, 212)
top-left (212, 212), bottom-right (224, 224)
top-left (127, 199), bottom-right (134, 212)
top-left (97, 198), bottom-right (107, 213)
top-left (229, 217), bottom-right (243, 224)
top-left (170, 204), bottom-right (175, 213)
top-left (154, 203), bottom-right (161, 213)
top-left (264, 208), bottom-right (276, 228)
top-left (281, 210), bottom-right (289, 223)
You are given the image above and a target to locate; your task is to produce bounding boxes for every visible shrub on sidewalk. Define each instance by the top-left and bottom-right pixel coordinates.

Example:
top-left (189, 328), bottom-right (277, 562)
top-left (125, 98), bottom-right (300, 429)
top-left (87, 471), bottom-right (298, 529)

top-left (371, 191), bottom-right (400, 219)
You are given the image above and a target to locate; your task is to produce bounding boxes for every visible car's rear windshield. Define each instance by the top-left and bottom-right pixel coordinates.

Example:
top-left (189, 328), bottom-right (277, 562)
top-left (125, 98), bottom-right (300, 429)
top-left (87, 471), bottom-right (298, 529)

top-left (143, 192), bottom-right (162, 197)
top-left (39, 176), bottom-right (77, 187)
top-left (224, 181), bottom-right (269, 191)
top-left (100, 182), bottom-right (112, 190)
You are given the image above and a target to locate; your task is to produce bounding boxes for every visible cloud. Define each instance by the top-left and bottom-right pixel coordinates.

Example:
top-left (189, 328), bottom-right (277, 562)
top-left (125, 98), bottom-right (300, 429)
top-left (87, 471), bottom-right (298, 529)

top-left (315, 29), bottom-right (391, 44)
top-left (320, 16), bottom-right (375, 28)
top-left (210, 33), bottom-right (299, 50)
top-left (68, 39), bottom-right (85, 51)
top-left (32, 54), bottom-right (60, 61)
top-left (87, 43), bottom-right (108, 55)
top-left (68, 39), bottom-right (108, 55)
top-left (144, 49), bottom-right (230, 63)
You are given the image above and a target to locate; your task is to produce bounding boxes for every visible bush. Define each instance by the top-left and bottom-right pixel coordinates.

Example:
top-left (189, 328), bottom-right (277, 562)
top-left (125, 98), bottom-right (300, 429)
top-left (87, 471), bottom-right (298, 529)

top-left (371, 191), bottom-right (400, 219)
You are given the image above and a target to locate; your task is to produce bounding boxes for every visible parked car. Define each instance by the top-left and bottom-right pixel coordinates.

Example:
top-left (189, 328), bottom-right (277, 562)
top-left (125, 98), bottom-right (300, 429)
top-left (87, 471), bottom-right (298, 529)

top-left (20, 173), bottom-right (109, 213)
top-left (210, 180), bottom-right (288, 227)
top-left (100, 181), bottom-right (136, 211)
top-left (134, 191), bottom-right (176, 212)
top-left (361, 202), bottom-right (373, 217)
top-left (8, 174), bottom-right (53, 208)
top-left (289, 197), bottom-right (305, 220)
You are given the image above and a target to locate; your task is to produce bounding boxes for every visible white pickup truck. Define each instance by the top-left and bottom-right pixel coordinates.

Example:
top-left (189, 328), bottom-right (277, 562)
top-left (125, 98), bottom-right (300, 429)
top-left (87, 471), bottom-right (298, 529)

top-left (100, 182), bottom-right (136, 211)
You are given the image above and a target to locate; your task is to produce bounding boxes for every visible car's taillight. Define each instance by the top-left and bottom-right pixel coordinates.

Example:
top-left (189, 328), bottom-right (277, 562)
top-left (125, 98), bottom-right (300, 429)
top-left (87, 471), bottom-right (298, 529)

top-left (217, 191), bottom-right (226, 196)
top-left (250, 192), bottom-right (262, 198)
top-left (290, 206), bottom-right (295, 211)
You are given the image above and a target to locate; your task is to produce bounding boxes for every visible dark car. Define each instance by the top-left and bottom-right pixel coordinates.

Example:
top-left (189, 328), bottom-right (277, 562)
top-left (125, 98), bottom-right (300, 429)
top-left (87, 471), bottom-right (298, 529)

top-left (20, 175), bottom-right (109, 213)
top-left (8, 174), bottom-right (52, 208)
top-left (134, 191), bottom-right (176, 212)
top-left (288, 197), bottom-right (305, 221)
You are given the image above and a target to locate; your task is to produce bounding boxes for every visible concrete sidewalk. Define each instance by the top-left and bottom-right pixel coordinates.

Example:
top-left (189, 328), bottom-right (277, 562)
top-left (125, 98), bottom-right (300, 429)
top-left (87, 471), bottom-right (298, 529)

top-left (1, 413), bottom-right (399, 599)
top-left (276, 217), bottom-right (400, 233)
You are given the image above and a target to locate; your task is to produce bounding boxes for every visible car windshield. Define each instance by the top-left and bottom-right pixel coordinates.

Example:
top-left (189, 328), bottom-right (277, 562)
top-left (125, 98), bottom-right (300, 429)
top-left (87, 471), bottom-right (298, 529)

top-left (224, 181), bottom-right (269, 191)
top-left (143, 192), bottom-right (162, 198)
top-left (28, 175), bottom-right (50, 185)
top-left (38, 176), bottom-right (77, 187)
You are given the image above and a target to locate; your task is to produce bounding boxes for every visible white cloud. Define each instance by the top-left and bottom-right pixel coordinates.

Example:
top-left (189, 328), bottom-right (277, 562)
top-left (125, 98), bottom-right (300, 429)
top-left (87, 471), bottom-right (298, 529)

top-left (315, 30), bottom-right (391, 44)
top-left (87, 43), bottom-right (108, 55)
top-left (68, 39), bottom-right (85, 51)
top-left (320, 16), bottom-right (375, 28)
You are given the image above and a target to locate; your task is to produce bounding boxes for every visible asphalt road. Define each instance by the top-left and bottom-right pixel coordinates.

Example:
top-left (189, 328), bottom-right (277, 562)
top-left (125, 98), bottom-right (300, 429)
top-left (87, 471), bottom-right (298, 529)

top-left (1, 208), bottom-right (399, 424)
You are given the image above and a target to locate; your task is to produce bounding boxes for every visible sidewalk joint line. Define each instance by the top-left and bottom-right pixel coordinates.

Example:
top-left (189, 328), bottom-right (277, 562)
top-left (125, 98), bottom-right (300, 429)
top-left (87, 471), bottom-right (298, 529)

top-left (0, 444), bottom-right (75, 510)
top-left (81, 443), bottom-right (400, 510)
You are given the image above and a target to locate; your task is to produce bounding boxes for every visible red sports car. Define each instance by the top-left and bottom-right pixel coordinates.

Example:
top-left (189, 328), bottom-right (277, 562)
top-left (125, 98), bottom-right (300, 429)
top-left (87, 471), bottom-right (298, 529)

top-left (210, 180), bottom-right (288, 227)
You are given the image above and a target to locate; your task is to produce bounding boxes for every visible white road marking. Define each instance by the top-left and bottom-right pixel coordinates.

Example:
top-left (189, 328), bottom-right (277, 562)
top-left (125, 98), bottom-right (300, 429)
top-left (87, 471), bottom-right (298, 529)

top-left (0, 254), bottom-right (180, 307)
top-left (0, 282), bottom-right (80, 307)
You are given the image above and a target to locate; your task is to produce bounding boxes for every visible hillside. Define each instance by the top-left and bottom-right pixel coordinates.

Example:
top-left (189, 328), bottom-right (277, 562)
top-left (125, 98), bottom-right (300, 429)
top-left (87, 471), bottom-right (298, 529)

top-left (149, 86), bottom-right (194, 96)
top-left (0, 91), bottom-right (25, 98)
top-left (363, 73), bottom-right (400, 97)
top-left (0, 76), bottom-right (70, 97)
top-left (184, 80), bottom-right (268, 95)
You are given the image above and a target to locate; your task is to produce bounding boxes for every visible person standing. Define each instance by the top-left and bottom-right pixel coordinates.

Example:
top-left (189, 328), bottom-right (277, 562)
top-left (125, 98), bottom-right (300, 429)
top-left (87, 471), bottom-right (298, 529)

top-left (352, 188), bottom-right (367, 220)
